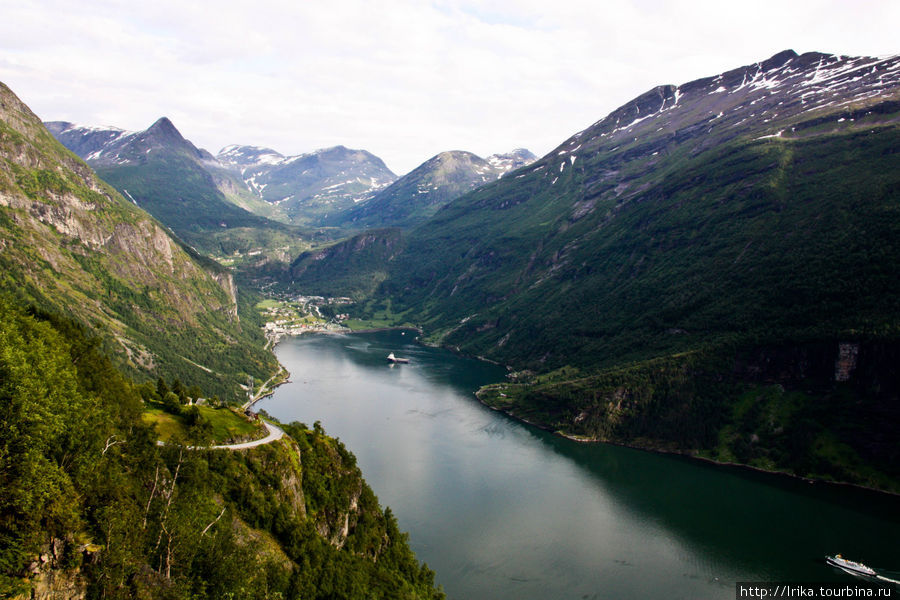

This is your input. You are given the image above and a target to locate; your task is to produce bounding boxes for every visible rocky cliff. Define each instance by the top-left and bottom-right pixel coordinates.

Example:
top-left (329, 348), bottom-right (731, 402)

top-left (0, 81), bottom-right (276, 400)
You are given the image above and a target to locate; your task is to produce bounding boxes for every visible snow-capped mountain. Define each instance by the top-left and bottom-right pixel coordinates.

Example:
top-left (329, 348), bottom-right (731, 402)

top-left (486, 148), bottom-right (538, 175)
top-left (547, 49), bottom-right (900, 181)
top-left (333, 148), bottom-right (536, 229)
top-left (217, 144), bottom-right (286, 168)
top-left (371, 48), bottom-right (900, 372)
top-left (216, 144), bottom-right (397, 225)
top-left (46, 116), bottom-right (299, 255)
top-left (46, 117), bottom-right (215, 167)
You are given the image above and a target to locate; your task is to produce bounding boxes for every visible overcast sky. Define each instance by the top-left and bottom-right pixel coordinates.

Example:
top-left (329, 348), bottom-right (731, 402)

top-left (1, 0), bottom-right (897, 175)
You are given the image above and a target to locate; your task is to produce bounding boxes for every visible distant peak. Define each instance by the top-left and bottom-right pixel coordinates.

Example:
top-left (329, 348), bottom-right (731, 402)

top-left (146, 116), bottom-right (183, 140)
top-left (44, 120), bottom-right (75, 132)
top-left (435, 150), bottom-right (478, 160)
top-left (495, 148), bottom-right (537, 160)
top-left (315, 145), bottom-right (350, 155)
top-left (760, 49), bottom-right (799, 71)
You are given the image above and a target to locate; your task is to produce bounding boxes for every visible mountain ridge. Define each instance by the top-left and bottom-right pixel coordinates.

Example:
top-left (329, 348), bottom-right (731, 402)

top-left (315, 50), bottom-right (900, 490)
top-left (331, 148), bottom-right (536, 229)
top-left (395, 49), bottom-right (900, 358)
top-left (1, 81), bottom-right (279, 400)
top-left (216, 143), bottom-right (397, 225)
top-left (46, 116), bottom-right (314, 269)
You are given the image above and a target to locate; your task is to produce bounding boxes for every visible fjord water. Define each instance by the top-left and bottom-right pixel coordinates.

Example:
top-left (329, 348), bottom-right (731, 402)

top-left (257, 331), bottom-right (900, 599)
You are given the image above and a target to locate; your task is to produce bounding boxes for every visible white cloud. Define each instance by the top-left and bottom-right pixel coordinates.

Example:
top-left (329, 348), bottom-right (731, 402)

top-left (1, 0), bottom-right (897, 174)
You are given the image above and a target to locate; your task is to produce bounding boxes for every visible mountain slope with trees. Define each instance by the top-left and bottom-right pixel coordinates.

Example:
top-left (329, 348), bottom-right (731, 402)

top-left (1, 81), bottom-right (277, 401)
top-left (46, 119), bottom-right (313, 270)
top-left (325, 50), bottom-right (900, 489)
top-left (0, 298), bottom-right (443, 599)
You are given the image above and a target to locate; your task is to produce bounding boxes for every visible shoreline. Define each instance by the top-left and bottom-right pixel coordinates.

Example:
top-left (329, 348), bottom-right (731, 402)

top-left (266, 324), bottom-right (421, 348)
top-left (258, 322), bottom-right (899, 497)
top-left (254, 326), bottom-right (421, 409)
top-left (244, 365), bottom-right (291, 411)
top-left (475, 393), bottom-right (900, 499)
top-left (346, 325), bottom-right (423, 335)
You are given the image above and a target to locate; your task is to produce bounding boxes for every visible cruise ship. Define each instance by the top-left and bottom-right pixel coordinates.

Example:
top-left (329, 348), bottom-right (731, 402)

top-left (826, 555), bottom-right (877, 577)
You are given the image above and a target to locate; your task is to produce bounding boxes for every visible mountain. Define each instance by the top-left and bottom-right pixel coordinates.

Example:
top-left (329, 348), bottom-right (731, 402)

top-left (1, 82), bottom-right (279, 401)
top-left (46, 119), bottom-right (310, 267)
top-left (6, 83), bottom-right (443, 599)
top-left (388, 49), bottom-right (900, 365)
top-left (46, 117), bottom-right (209, 166)
top-left (486, 148), bottom-right (538, 172)
top-left (326, 50), bottom-right (900, 490)
top-left (289, 228), bottom-right (406, 299)
top-left (0, 299), bottom-right (443, 599)
top-left (217, 144), bottom-right (397, 225)
top-left (332, 148), bottom-right (537, 229)
top-left (43, 121), bottom-right (131, 158)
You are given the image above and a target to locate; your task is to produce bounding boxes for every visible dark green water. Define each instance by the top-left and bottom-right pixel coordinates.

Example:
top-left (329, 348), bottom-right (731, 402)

top-left (257, 330), bottom-right (900, 600)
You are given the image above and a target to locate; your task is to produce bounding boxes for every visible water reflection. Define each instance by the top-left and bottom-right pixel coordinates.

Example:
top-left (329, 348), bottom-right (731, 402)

top-left (259, 331), bottom-right (900, 599)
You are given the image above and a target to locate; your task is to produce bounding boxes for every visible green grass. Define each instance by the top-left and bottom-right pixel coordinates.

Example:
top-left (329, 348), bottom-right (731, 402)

top-left (143, 404), bottom-right (265, 444)
top-left (141, 406), bottom-right (183, 441)
top-left (343, 297), bottom-right (418, 330)
top-left (255, 298), bottom-right (281, 310)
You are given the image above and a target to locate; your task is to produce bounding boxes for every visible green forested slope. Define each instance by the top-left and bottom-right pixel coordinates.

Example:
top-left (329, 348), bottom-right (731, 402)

top-left (0, 298), bottom-right (443, 599)
top-left (288, 228), bottom-right (406, 299)
top-left (382, 126), bottom-right (900, 489)
top-left (334, 151), bottom-right (509, 230)
top-left (391, 127), bottom-right (900, 369)
top-left (0, 81), bottom-right (278, 401)
top-left (304, 52), bottom-right (900, 488)
top-left (93, 152), bottom-right (307, 260)
top-left (47, 118), bottom-right (312, 269)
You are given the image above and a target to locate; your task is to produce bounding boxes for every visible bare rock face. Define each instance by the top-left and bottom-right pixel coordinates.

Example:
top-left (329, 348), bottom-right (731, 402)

top-left (24, 567), bottom-right (87, 600)
top-left (1, 81), bottom-right (267, 397)
top-left (13, 538), bottom-right (89, 600)
top-left (278, 442), bottom-right (307, 520)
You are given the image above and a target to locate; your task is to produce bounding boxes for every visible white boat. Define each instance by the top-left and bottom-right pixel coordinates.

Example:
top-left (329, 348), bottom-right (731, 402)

top-left (387, 352), bottom-right (410, 364)
top-left (826, 555), bottom-right (876, 577)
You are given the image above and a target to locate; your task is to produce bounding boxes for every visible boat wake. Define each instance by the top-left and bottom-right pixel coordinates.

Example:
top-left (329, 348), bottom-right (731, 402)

top-left (875, 573), bottom-right (900, 586)
top-left (827, 555), bottom-right (900, 587)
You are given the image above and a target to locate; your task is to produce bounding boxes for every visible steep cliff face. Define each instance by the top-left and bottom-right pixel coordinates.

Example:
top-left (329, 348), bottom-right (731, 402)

top-left (0, 81), bottom-right (275, 400)
top-left (11, 538), bottom-right (89, 600)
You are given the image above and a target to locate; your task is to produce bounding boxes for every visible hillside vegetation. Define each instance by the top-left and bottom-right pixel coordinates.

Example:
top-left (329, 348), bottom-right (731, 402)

top-left (0, 297), bottom-right (443, 599)
top-left (0, 82), bottom-right (279, 401)
top-left (288, 228), bottom-right (407, 299)
top-left (294, 52), bottom-right (900, 490)
top-left (47, 118), bottom-right (314, 271)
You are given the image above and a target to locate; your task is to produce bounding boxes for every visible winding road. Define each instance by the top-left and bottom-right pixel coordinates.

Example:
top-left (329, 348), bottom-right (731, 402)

top-left (209, 420), bottom-right (284, 450)
top-left (156, 420), bottom-right (285, 451)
